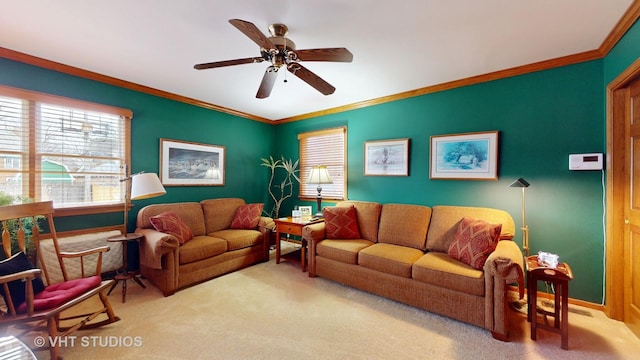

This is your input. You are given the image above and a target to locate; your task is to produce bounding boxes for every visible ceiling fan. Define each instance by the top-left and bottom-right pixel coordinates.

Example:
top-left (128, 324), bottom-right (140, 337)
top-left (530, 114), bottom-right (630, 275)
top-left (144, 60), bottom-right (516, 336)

top-left (194, 19), bottom-right (353, 99)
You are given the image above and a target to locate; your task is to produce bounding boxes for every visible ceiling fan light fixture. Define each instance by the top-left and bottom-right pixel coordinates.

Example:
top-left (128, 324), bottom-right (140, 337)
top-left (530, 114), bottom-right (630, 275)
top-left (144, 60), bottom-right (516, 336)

top-left (193, 19), bottom-right (353, 98)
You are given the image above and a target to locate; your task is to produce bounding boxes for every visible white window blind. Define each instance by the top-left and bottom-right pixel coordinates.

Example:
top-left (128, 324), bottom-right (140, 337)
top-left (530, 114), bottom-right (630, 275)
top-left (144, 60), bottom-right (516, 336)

top-left (298, 127), bottom-right (346, 200)
top-left (0, 85), bottom-right (131, 208)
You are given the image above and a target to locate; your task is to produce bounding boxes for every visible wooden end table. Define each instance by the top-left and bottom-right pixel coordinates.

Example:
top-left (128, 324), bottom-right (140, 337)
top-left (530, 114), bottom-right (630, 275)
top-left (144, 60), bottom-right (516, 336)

top-left (526, 255), bottom-right (574, 350)
top-left (107, 232), bottom-right (146, 303)
top-left (274, 217), bottom-right (321, 272)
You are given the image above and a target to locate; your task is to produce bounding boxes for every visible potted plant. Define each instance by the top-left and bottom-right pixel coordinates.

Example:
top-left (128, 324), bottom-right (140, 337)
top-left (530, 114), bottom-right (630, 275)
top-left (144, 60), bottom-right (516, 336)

top-left (0, 192), bottom-right (42, 262)
top-left (261, 155), bottom-right (300, 219)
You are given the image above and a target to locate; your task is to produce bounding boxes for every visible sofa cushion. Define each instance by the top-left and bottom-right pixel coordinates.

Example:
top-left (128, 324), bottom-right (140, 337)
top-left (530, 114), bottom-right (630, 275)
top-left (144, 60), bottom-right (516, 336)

top-left (178, 235), bottom-right (228, 265)
top-left (150, 211), bottom-right (194, 244)
top-left (323, 206), bottom-right (361, 239)
top-left (377, 204), bottom-right (431, 250)
top-left (201, 198), bottom-right (246, 233)
top-left (316, 239), bottom-right (374, 265)
top-left (358, 243), bottom-right (424, 278)
top-left (336, 201), bottom-right (382, 242)
top-left (448, 217), bottom-right (501, 270)
top-left (230, 203), bottom-right (264, 229)
top-left (412, 252), bottom-right (485, 296)
top-left (0, 252), bottom-right (45, 308)
top-left (209, 229), bottom-right (262, 251)
top-left (426, 206), bottom-right (515, 252)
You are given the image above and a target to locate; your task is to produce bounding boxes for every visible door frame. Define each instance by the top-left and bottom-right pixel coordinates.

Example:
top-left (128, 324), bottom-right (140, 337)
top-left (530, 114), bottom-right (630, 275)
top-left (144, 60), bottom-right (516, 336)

top-left (606, 56), bottom-right (640, 320)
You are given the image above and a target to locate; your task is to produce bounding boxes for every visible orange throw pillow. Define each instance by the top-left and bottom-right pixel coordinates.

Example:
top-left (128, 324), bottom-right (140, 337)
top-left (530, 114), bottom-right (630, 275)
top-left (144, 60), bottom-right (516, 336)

top-left (150, 211), bottom-right (194, 244)
top-left (323, 206), bottom-right (361, 239)
top-left (230, 203), bottom-right (264, 229)
top-left (448, 217), bottom-right (502, 270)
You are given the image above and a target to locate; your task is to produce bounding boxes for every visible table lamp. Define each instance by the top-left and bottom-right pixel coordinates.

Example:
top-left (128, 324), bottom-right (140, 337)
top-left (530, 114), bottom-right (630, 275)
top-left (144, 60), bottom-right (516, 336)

top-left (307, 165), bottom-right (332, 217)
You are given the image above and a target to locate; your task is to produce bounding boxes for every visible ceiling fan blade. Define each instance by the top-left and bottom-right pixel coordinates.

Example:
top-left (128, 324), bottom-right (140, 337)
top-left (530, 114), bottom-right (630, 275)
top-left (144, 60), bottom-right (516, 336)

top-left (294, 48), bottom-right (353, 62)
top-left (287, 63), bottom-right (336, 95)
top-left (229, 19), bottom-right (275, 50)
top-left (256, 66), bottom-right (280, 99)
top-left (194, 57), bottom-right (263, 70)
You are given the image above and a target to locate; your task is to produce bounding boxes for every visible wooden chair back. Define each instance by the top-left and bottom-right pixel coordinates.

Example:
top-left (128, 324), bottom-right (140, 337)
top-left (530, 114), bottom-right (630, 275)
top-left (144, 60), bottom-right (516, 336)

top-left (1, 201), bottom-right (63, 285)
top-left (0, 201), bottom-right (118, 360)
top-left (0, 201), bottom-right (107, 285)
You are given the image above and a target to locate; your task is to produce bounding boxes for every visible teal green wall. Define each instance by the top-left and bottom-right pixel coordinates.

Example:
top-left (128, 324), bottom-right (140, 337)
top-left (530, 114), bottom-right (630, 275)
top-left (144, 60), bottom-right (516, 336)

top-left (605, 19), bottom-right (640, 84)
top-left (276, 61), bottom-right (606, 303)
top-left (0, 58), bottom-right (275, 232)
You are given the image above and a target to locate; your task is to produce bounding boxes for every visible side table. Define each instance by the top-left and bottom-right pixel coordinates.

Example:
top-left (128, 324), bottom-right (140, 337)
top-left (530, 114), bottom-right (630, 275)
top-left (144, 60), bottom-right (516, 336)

top-left (526, 255), bottom-right (574, 350)
top-left (274, 217), bottom-right (321, 272)
top-left (107, 232), bottom-right (146, 303)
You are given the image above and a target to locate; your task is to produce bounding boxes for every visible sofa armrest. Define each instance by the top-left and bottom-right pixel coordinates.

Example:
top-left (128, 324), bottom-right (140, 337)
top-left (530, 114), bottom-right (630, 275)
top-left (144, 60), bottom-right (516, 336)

top-left (485, 240), bottom-right (525, 297)
top-left (483, 239), bottom-right (525, 338)
top-left (257, 216), bottom-right (275, 261)
top-left (302, 222), bottom-right (326, 243)
top-left (137, 228), bottom-right (180, 270)
top-left (258, 216), bottom-right (275, 232)
top-left (302, 222), bottom-right (326, 277)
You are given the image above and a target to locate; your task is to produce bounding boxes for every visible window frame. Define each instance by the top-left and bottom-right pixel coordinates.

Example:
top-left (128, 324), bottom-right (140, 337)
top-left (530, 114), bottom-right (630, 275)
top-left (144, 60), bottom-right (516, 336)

top-left (298, 126), bottom-right (347, 202)
top-left (0, 85), bottom-right (132, 217)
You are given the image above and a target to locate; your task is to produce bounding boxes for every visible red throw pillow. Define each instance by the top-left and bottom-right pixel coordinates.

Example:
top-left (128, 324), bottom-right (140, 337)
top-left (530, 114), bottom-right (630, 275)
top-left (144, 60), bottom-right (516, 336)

top-left (448, 217), bottom-right (502, 270)
top-left (230, 203), bottom-right (264, 229)
top-left (323, 206), bottom-right (361, 239)
top-left (150, 211), bottom-right (194, 244)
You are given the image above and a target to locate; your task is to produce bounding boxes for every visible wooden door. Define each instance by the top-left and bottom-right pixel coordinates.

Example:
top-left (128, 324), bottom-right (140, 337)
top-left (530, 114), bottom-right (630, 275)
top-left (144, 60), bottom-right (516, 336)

top-left (625, 75), bottom-right (640, 338)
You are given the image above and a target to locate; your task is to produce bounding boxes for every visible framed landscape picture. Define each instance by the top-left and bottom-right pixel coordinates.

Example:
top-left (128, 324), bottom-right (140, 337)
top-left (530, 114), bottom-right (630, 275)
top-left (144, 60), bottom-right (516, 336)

top-left (364, 138), bottom-right (410, 176)
top-left (429, 131), bottom-right (499, 180)
top-left (160, 138), bottom-right (225, 186)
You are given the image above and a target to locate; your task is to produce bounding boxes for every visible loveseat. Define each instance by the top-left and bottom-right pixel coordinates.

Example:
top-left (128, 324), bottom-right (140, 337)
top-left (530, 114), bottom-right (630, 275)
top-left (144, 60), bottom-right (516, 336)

top-left (302, 200), bottom-right (524, 340)
top-left (136, 198), bottom-right (274, 296)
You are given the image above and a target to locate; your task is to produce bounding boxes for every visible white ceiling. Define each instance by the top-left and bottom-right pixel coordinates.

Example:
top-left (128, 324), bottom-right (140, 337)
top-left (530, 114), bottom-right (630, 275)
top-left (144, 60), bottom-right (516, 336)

top-left (0, 0), bottom-right (634, 121)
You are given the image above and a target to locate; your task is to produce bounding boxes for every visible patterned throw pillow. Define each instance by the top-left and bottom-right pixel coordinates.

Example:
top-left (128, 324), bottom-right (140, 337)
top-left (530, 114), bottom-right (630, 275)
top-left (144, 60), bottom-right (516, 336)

top-left (323, 206), bottom-right (361, 239)
top-left (230, 203), bottom-right (264, 229)
top-left (447, 217), bottom-right (502, 270)
top-left (150, 211), bottom-right (194, 244)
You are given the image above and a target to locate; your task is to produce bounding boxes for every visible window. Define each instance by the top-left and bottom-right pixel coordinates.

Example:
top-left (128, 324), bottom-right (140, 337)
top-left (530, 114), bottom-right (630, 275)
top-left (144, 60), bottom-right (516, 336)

top-left (298, 127), bottom-right (346, 201)
top-left (0, 85), bottom-right (131, 210)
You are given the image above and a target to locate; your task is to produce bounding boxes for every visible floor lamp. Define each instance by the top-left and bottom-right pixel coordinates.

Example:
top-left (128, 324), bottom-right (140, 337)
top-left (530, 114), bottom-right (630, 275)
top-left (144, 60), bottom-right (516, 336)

top-left (307, 165), bottom-right (333, 217)
top-left (122, 169), bottom-right (166, 233)
top-left (509, 177), bottom-right (530, 313)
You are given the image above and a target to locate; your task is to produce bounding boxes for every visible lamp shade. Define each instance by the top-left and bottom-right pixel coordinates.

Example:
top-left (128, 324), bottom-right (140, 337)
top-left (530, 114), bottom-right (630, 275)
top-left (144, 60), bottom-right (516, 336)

top-left (307, 166), bottom-right (333, 184)
top-left (509, 177), bottom-right (530, 188)
top-left (130, 173), bottom-right (166, 200)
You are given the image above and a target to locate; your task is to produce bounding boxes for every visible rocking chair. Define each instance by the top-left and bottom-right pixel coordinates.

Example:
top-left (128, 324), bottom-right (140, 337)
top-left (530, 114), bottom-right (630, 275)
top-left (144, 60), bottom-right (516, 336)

top-left (0, 201), bottom-right (120, 359)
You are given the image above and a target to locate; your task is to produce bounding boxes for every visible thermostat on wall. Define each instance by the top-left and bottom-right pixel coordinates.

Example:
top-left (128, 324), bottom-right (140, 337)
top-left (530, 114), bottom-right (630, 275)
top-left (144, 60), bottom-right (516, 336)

top-left (569, 153), bottom-right (603, 170)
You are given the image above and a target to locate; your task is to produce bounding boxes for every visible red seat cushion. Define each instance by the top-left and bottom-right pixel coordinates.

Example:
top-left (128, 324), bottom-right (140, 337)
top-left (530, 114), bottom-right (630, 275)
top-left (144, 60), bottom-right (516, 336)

top-left (17, 275), bottom-right (102, 313)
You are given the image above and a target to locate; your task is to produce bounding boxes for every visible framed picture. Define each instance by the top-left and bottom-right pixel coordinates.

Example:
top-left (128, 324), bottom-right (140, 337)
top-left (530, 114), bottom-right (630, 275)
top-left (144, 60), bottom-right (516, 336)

top-left (299, 206), bottom-right (313, 219)
top-left (429, 131), bottom-right (499, 180)
top-left (364, 138), bottom-right (410, 176)
top-left (160, 138), bottom-right (225, 186)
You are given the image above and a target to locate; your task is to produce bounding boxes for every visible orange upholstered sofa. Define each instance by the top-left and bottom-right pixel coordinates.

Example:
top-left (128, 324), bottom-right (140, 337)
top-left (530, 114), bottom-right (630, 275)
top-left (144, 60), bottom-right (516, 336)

top-left (136, 198), bottom-right (273, 296)
top-left (302, 200), bottom-right (524, 341)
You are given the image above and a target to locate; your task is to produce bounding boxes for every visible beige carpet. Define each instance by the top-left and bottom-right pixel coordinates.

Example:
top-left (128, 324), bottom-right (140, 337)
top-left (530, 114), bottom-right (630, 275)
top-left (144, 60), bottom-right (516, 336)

top-left (24, 245), bottom-right (640, 359)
